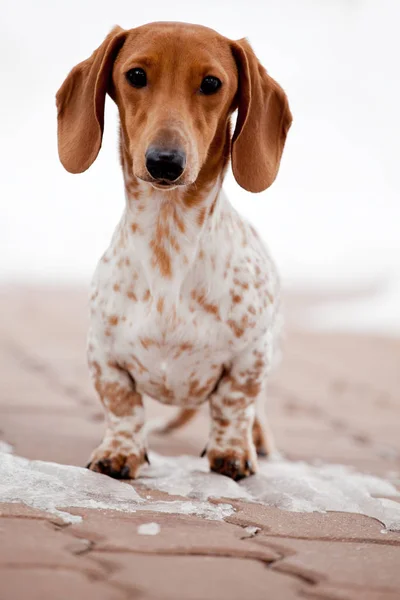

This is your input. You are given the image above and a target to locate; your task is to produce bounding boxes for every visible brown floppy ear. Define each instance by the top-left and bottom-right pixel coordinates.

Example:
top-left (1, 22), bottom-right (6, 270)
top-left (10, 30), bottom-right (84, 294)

top-left (231, 39), bottom-right (292, 193)
top-left (56, 26), bottom-right (127, 173)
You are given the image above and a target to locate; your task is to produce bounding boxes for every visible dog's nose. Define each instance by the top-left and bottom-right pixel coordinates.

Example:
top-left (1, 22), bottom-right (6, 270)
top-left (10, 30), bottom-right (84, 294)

top-left (145, 147), bottom-right (186, 182)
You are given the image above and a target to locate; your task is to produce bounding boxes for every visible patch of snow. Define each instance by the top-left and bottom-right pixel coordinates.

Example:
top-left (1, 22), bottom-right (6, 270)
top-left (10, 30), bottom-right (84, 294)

top-left (137, 522), bottom-right (160, 535)
top-left (0, 452), bottom-right (234, 524)
top-left (0, 441), bottom-right (13, 454)
top-left (139, 453), bottom-right (400, 531)
top-left (1, 450), bottom-right (400, 530)
top-left (244, 526), bottom-right (261, 536)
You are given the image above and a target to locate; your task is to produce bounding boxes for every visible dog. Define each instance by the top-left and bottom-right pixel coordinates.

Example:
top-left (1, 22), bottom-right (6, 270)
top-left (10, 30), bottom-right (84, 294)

top-left (56, 21), bottom-right (292, 481)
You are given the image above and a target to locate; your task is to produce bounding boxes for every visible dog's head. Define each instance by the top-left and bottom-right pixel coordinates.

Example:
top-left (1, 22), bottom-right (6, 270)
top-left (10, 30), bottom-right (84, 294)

top-left (56, 22), bottom-right (292, 193)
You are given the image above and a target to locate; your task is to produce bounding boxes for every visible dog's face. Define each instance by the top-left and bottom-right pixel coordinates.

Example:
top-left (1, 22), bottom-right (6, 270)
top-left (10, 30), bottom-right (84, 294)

top-left (57, 22), bottom-right (292, 193)
top-left (113, 23), bottom-right (238, 189)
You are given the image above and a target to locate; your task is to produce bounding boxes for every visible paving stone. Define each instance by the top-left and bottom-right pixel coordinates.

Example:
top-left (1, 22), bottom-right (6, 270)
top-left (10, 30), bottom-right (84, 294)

top-left (0, 518), bottom-right (102, 579)
top-left (0, 568), bottom-right (125, 600)
top-left (227, 501), bottom-right (400, 544)
top-left (304, 583), bottom-right (400, 600)
top-left (266, 538), bottom-right (400, 594)
top-left (93, 553), bottom-right (304, 600)
top-left (0, 502), bottom-right (54, 520)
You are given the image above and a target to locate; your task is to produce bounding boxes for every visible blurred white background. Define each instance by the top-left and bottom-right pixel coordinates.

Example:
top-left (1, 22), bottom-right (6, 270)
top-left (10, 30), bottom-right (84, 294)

top-left (1, 0), bottom-right (399, 333)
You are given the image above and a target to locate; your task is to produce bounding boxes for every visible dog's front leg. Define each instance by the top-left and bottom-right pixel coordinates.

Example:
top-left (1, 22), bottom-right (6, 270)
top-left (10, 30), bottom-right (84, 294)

top-left (86, 352), bottom-right (147, 479)
top-left (207, 341), bottom-right (268, 481)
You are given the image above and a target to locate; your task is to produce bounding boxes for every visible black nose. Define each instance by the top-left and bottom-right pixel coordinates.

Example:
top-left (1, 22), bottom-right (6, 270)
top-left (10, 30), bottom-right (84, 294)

top-left (145, 147), bottom-right (186, 182)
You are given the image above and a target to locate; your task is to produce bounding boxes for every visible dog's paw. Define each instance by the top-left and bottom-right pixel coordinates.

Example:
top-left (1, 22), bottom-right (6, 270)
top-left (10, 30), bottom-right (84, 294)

top-left (86, 441), bottom-right (148, 480)
top-left (207, 447), bottom-right (258, 481)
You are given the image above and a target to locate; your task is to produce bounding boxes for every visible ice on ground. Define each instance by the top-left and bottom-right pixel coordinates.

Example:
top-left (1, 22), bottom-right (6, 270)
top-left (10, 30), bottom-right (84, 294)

top-left (1, 450), bottom-right (400, 530)
top-left (140, 453), bottom-right (400, 531)
top-left (138, 522), bottom-right (161, 535)
top-left (0, 452), bottom-right (233, 524)
top-left (244, 526), bottom-right (261, 536)
top-left (0, 441), bottom-right (13, 454)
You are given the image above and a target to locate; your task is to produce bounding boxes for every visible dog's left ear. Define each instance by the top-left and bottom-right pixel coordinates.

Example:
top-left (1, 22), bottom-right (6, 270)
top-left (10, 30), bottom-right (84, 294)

top-left (56, 26), bottom-right (127, 174)
top-left (230, 39), bottom-right (292, 193)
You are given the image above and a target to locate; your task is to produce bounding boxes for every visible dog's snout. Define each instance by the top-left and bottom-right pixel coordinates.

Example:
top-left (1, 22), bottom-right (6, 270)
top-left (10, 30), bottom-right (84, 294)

top-left (145, 147), bottom-right (186, 182)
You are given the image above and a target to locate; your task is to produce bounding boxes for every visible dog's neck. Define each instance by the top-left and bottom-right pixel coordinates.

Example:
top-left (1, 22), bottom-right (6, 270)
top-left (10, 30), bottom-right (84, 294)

top-left (117, 125), bottom-right (232, 289)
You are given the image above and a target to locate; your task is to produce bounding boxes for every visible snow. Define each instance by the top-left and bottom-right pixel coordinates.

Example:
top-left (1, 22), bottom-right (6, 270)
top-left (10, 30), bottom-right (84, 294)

top-left (138, 522), bottom-right (161, 535)
top-left (0, 441), bottom-right (13, 454)
top-left (0, 452), bottom-right (233, 524)
top-left (244, 526), bottom-right (261, 536)
top-left (1, 450), bottom-right (400, 530)
top-left (140, 453), bottom-right (400, 531)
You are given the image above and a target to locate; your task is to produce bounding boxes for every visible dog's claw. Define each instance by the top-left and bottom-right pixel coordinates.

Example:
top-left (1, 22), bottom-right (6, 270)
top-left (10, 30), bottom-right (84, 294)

top-left (200, 446), bottom-right (207, 458)
top-left (144, 451), bottom-right (151, 465)
top-left (119, 465), bottom-right (131, 479)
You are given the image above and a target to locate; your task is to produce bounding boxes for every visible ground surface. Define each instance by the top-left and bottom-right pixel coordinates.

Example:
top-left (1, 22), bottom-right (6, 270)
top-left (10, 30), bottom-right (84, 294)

top-left (0, 286), bottom-right (399, 600)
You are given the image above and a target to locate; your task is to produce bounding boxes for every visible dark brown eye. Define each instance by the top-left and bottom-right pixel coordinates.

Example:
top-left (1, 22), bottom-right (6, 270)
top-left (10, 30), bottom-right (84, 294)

top-left (126, 68), bottom-right (147, 88)
top-left (200, 76), bottom-right (222, 95)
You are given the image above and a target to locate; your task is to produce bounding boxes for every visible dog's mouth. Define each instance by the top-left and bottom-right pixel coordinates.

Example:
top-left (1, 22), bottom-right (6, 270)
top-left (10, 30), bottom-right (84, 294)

top-left (136, 175), bottom-right (187, 191)
top-left (152, 180), bottom-right (178, 189)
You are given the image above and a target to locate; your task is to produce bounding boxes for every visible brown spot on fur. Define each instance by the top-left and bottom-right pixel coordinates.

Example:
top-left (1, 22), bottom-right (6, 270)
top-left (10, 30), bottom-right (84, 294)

top-left (143, 289), bottom-right (151, 302)
top-left (108, 315), bottom-right (119, 326)
top-left (131, 222), bottom-right (139, 233)
top-left (150, 238), bottom-right (172, 278)
top-left (127, 291), bottom-right (137, 301)
top-left (227, 319), bottom-right (244, 338)
top-left (157, 297), bottom-right (165, 314)
top-left (140, 337), bottom-right (157, 350)
top-left (231, 292), bottom-right (242, 304)
top-left (170, 235), bottom-right (180, 253)
top-left (113, 283), bottom-right (120, 292)
top-left (89, 360), bottom-right (102, 378)
top-left (197, 206), bottom-right (207, 227)
top-left (173, 210), bottom-right (185, 234)
top-left (94, 378), bottom-right (142, 418)
top-left (189, 378), bottom-right (213, 400)
top-left (130, 354), bottom-right (148, 373)
top-left (173, 342), bottom-right (194, 359)
top-left (191, 289), bottom-right (220, 318)
top-left (231, 378), bottom-right (261, 398)
top-left (157, 383), bottom-right (175, 402)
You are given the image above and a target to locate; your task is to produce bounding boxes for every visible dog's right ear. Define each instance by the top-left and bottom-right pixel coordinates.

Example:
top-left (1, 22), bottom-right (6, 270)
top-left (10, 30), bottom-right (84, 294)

top-left (56, 26), bottom-right (127, 173)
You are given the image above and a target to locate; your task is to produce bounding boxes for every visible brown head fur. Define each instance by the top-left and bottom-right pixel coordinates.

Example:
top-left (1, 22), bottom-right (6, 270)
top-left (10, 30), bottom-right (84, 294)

top-left (56, 22), bottom-right (292, 193)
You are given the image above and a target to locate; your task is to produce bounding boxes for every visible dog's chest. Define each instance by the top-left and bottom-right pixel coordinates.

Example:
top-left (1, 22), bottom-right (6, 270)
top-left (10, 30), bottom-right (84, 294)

top-left (93, 278), bottom-right (242, 405)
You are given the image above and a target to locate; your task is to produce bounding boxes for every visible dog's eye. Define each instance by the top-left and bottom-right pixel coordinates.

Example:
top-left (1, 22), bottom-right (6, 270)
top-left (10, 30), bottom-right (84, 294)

top-left (200, 76), bottom-right (222, 95)
top-left (126, 68), bottom-right (147, 88)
